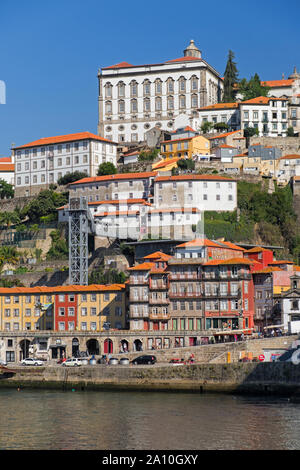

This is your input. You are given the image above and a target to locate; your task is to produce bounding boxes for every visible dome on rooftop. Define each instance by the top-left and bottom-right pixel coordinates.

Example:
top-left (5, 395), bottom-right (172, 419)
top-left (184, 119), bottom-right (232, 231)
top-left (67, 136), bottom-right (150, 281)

top-left (183, 40), bottom-right (201, 58)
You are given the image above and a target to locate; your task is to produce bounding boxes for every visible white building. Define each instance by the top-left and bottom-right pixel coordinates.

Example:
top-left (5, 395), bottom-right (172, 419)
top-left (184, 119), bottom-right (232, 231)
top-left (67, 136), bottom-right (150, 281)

top-left (276, 154), bottom-right (300, 185)
top-left (280, 275), bottom-right (300, 334)
top-left (60, 172), bottom-right (237, 241)
top-left (13, 132), bottom-right (118, 197)
top-left (198, 96), bottom-right (290, 137)
top-left (97, 40), bottom-right (223, 144)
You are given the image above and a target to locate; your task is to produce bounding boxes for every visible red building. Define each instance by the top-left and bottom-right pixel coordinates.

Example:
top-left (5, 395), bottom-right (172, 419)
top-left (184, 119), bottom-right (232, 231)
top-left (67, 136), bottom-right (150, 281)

top-left (54, 291), bottom-right (78, 332)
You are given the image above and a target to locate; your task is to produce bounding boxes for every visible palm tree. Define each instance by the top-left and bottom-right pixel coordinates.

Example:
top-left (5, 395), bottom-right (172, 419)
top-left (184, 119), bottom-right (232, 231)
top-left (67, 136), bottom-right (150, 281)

top-left (0, 211), bottom-right (20, 229)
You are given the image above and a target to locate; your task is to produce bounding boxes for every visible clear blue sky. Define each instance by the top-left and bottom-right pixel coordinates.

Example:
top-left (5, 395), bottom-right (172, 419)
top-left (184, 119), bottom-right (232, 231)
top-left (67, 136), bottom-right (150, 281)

top-left (0, 0), bottom-right (299, 156)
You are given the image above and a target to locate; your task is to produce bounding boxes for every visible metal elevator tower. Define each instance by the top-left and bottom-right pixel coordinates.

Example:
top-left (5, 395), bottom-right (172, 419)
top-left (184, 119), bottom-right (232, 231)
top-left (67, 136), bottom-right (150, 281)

top-left (68, 196), bottom-right (95, 285)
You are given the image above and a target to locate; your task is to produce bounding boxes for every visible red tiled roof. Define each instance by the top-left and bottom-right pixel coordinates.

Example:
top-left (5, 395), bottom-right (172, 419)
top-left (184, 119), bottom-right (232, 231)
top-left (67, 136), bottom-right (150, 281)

top-left (261, 79), bottom-right (294, 87)
top-left (153, 158), bottom-right (179, 169)
top-left (215, 241), bottom-right (245, 251)
top-left (244, 247), bottom-right (271, 253)
top-left (144, 251), bottom-right (172, 261)
top-left (0, 157), bottom-right (12, 163)
top-left (241, 96), bottom-right (288, 105)
top-left (155, 174), bottom-right (234, 182)
top-left (199, 102), bottom-right (239, 111)
top-left (0, 164), bottom-right (14, 172)
top-left (128, 262), bottom-right (155, 271)
top-left (103, 61), bottom-right (133, 69)
top-left (165, 56), bottom-right (202, 63)
top-left (70, 171), bottom-right (157, 185)
top-left (208, 130), bottom-right (242, 140)
top-left (0, 284), bottom-right (125, 294)
top-left (252, 267), bottom-right (283, 274)
top-left (13, 132), bottom-right (117, 150)
top-left (176, 238), bottom-right (223, 249)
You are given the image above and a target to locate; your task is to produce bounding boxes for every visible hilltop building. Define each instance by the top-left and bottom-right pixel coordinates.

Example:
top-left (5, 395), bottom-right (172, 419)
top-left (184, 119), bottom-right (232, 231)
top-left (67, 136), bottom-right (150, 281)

top-left (97, 40), bottom-right (223, 144)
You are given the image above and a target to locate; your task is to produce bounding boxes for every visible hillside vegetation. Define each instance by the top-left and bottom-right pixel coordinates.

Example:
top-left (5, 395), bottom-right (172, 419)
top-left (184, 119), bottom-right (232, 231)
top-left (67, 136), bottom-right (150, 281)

top-left (203, 180), bottom-right (300, 261)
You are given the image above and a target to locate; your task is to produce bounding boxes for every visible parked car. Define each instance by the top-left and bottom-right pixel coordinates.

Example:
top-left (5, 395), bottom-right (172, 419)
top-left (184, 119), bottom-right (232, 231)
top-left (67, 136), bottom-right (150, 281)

top-left (61, 358), bottom-right (82, 367)
top-left (21, 358), bottom-right (44, 366)
top-left (131, 355), bottom-right (157, 365)
top-left (0, 359), bottom-right (7, 366)
top-left (119, 357), bottom-right (129, 365)
top-left (108, 357), bottom-right (119, 365)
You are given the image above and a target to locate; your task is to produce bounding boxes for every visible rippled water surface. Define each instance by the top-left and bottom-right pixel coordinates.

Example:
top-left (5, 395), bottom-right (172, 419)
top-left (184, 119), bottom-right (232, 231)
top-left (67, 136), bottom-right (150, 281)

top-left (0, 389), bottom-right (299, 450)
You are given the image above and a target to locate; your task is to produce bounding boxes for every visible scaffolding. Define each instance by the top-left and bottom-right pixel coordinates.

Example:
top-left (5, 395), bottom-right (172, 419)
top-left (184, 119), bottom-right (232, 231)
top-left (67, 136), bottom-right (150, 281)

top-left (68, 197), bottom-right (95, 285)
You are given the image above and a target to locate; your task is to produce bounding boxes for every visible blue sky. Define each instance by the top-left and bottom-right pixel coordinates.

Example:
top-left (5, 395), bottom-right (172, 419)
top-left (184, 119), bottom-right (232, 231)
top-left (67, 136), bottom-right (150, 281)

top-left (0, 0), bottom-right (299, 156)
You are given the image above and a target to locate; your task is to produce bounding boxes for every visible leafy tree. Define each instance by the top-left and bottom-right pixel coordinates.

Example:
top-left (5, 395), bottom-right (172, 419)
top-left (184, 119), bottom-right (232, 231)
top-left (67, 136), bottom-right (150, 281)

top-left (200, 121), bottom-right (214, 133)
top-left (223, 50), bottom-right (239, 102)
top-left (23, 190), bottom-right (68, 223)
top-left (213, 122), bottom-right (229, 131)
top-left (287, 127), bottom-right (295, 137)
top-left (177, 159), bottom-right (195, 171)
top-left (97, 162), bottom-right (117, 176)
top-left (138, 148), bottom-right (159, 162)
top-left (57, 171), bottom-right (88, 185)
top-left (0, 179), bottom-right (14, 199)
top-left (244, 126), bottom-right (259, 147)
top-left (239, 73), bottom-right (270, 101)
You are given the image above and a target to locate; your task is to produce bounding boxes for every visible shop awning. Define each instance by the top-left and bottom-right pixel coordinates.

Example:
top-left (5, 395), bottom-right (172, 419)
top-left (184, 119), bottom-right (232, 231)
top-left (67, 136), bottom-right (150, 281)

top-left (264, 324), bottom-right (284, 330)
top-left (214, 328), bottom-right (254, 335)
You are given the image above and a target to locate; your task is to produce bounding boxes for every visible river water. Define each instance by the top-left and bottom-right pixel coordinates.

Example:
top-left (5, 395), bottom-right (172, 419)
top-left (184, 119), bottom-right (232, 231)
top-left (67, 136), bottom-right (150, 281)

top-left (0, 389), bottom-right (299, 450)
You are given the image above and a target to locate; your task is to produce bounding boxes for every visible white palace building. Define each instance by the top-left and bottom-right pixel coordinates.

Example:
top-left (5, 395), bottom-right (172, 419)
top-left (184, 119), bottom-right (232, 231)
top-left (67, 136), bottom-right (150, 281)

top-left (97, 40), bottom-right (224, 144)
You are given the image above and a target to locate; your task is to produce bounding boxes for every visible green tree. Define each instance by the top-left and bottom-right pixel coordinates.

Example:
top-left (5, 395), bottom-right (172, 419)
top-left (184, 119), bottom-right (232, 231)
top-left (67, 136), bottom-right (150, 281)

top-left (177, 159), bottom-right (195, 171)
top-left (239, 73), bottom-right (270, 101)
top-left (138, 148), bottom-right (159, 162)
top-left (200, 121), bottom-right (214, 133)
top-left (97, 162), bottom-right (117, 176)
top-left (223, 50), bottom-right (239, 102)
top-left (213, 122), bottom-right (229, 131)
top-left (287, 127), bottom-right (295, 137)
top-left (0, 211), bottom-right (20, 229)
top-left (23, 190), bottom-right (68, 223)
top-left (0, 179), bottom-right (14, 199)
top-left (57, 171), bottom-right (88, 185)
top-left (244, 126), bottom-right (259, 147)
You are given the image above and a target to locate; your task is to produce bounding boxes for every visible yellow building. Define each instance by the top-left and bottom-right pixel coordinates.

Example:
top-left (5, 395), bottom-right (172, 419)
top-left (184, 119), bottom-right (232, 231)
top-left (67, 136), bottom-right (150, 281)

top-left (0, 284), bottom-right (126, 333)
top-left (160, 134), bottom-right (210, 160)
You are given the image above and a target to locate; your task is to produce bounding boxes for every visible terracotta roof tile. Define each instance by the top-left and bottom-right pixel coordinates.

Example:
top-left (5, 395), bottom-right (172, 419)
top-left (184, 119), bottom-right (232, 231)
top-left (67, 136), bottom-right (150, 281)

top-left (13, 132), bottom-right (117, 150)
top-left (70, 171), bottom-right (157, 185)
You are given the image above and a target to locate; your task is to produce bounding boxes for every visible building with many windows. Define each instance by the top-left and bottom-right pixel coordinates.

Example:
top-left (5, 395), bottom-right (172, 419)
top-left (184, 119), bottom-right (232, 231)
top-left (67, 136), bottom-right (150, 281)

top-left (13, 132), bottom-right (118, 197)
top-left (97, 40), bottom-right (223, 144)
top-left (0, 284), bottom-right (126, 333)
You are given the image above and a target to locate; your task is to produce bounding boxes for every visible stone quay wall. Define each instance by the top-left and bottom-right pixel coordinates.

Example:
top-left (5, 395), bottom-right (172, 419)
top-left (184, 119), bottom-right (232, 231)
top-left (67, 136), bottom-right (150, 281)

top-left (2, 362), bottom-right (300, 395)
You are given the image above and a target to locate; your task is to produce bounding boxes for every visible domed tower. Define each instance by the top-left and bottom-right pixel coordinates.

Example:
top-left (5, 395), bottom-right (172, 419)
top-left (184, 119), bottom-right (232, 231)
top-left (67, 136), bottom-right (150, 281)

top-left (289, 66), bottom-right (300, 79)
top-left (183, 40), bottom-right (201, 58)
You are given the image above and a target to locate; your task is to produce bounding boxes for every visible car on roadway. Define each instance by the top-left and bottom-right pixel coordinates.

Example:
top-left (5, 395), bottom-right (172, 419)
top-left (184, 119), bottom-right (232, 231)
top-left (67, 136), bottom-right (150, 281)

top-left (131, 355), bottom-right (157, 365)
top-left (169, 358), bottom-right (185, 365)
top-left (0, 359), bottom-right (7, 366)
top-left (61, 358), bottom-right (82, 367)
top-left (21, 358), bottom-right (44, 366)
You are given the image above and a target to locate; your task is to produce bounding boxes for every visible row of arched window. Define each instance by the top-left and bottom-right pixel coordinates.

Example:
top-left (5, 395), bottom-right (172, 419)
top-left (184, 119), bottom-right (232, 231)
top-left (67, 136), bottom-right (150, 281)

top-left (104, 76), bottom-right (200, 99)
top-left (105, 94), bottom-right (199, 114)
